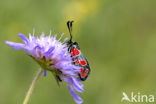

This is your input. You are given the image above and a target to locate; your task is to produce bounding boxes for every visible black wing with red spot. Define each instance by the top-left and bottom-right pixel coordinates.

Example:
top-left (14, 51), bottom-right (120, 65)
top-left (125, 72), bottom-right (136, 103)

top-left (78, 56), bottom-right (90, 81)
top-left (71, 46), bottom-right (90, 81)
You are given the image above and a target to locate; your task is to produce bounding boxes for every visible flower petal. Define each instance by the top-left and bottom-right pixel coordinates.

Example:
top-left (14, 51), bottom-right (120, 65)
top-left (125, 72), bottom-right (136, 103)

top-left (45, 47), bottom-right (55, 55)
top-left (71, 77), bottom-right (84, 92)
top-left (68, 85), bottom-right (83, 104)
top-left (18, 33), bottom-right (29, 44)
top-left (33, 46), bottom-right (43, 59)
top-left (6, 41), bottom-right (25, 50)
top-left (64, 37), bottom-right (68, 42)
top-left (43, 70), bottom-right (47, 76)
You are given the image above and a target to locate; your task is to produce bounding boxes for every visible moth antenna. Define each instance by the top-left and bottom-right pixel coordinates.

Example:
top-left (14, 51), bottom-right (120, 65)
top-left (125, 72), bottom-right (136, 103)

top-left (70, 21), bottom-right (74, 41)
top-left (67, 20), bottom-right (74, 41)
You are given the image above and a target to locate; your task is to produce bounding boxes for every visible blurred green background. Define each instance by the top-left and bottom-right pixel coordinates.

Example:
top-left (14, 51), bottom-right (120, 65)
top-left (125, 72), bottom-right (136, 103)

top-left (0, 0), bottom-right (156, 104)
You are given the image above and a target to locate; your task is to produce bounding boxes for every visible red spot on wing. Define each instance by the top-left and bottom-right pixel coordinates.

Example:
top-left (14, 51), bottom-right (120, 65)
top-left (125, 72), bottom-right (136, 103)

top-left (71, 48), bottom-right (80, 57)
top-left (81, 69), bottom-right (89, 78)
top-left (75, 59), bottom-right (79, 65)
top-left (80, 67), bottom-right (84, 74)
top-left (80, 60), bottom-right (87, 66)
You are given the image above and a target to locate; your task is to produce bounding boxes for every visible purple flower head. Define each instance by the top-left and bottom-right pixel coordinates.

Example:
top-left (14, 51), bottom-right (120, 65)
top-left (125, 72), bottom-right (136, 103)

top-left (6, 32), bottom-right (84, 104)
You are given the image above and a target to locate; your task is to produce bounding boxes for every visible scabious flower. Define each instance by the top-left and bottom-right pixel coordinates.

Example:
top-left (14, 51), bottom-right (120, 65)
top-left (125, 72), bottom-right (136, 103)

top-left (6, 32), bottom-right (84, 104)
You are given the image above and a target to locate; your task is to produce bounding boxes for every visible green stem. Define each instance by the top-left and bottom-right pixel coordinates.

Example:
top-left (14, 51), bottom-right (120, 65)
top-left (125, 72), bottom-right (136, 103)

top-left (23, 68), bottom-right (43, 104)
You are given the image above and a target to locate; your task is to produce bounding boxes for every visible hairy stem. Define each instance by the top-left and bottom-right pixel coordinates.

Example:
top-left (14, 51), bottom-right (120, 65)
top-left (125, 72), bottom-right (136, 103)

top-left (23, 68), bottom-right (43, 104)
